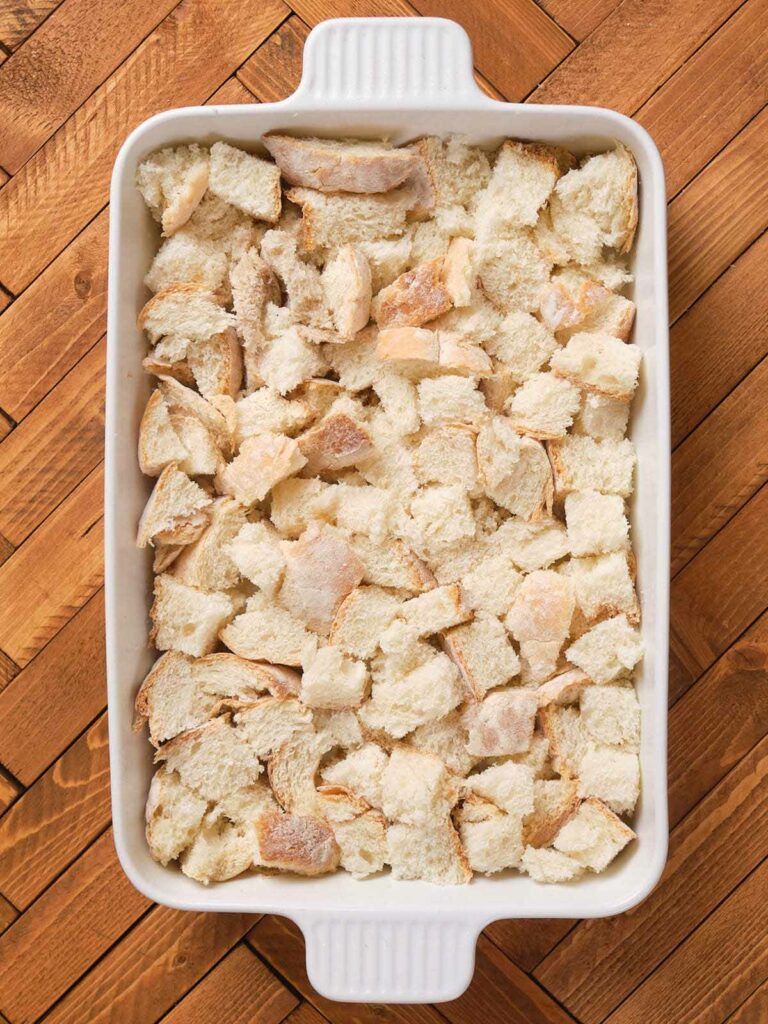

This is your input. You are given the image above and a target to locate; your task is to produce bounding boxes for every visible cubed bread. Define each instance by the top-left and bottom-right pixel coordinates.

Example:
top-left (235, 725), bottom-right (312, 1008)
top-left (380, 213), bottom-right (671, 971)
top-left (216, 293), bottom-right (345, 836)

top-left (475, 141), bottom-right (562, 238)
top-left (535, 668), bottom-right (588, 708)
top-left (538, 704), bottom-right (588, 777)
top-left (442, 237), bottom-right (475, 307)
top-left (491, 516), bottom-right (570, 572)
top-left (460, 552), bottom-right (523, 618)
top-left (270, 477), bottom-right (331, 538)
top-left (521, 845), bottom-right (583, 883)
top-left (229, 249), bottom-right (281, 391)
top-left (259, 229), bottom-right (332, 330)
top-left (258, 327), bottom-right (329, 396)
top-left (398, 583), bottom-right (471, 636)
top-left (145, 767), bottom-right (208, 865)
top-left (408, 485), bottom-right (477, 555)
top-left (156, 715), bottom-right (262, 802)
top-left (220, 591), bottom-right (316, 666)
top-left (208, 142), bottom-right (281, 222)
top-left (332, 809), bottom-right (388, 878)
top-left (297, 413), bottom-right (374, 475)
top-left (476, 233), bottom-right (552, 313)
top-left (564, 491), bottom-right (629, 556)
top-left (287, 186), bottom-right (415, 252)
top-left (232, 696), bottom-right (313, 756)
top-left (376, 326), bottom-right (440, 376)
top-left (437, 333), bottom-right (493, 377)
top-left (359, 650), bottom-right (462, 738)
top-left (256, 811), bottom-right (340, 875)
top-left (138, 283), bottom-right (235, 348)
top-left (136, 144), bottom-right (209, 235)
top-left (381, 746), bottom-right (459, 825)
top-left (506, 372), bottom-right (581, 439)
top-left (234, 388), bottom-right (311, 445)
top-left (330, 586), bottom-right (403, 659)
top-left (179, 813), bottom-right (259, 883)
top-left (357, 235), bottom-right (413, 292)
top-left (387, 821), bottom-right (472, 885)
top-left (553, 797), bottom-right (636, 871)
top-left (216, 432), bottom-right (306, 505)
top-left (476, 417), bottom-right (553, 520)
top-left (566, 613), bottom-right (643, 683)
top-left (408, 711), bottom-right (479, 777)
top-left (417, 374), bottom-right (488, 427)
top-left (562, 552), bottom-right (640, 625)
top-left (150, 574), bottom-right (235, 657)
top-left (278, 523), bottom-right (364, 635)
top-left (485, 310), bottom-right (558, 384)
top-left (466, 762), bottom-right (536, 818)
top-left (551, 332), bottom-right (641, 400)
top-left (350, 534), bottom-right (435, 593)
top-left (186, 328), bottom-right (242, 400)
top-left (264, 134), bottom-right (418, 192)
top-left (139, 392), bottom-right (200, 477)
top-left (321, 742), bottom-right (389, 809)
top-left (523, 778), bottom-right (580, 847)
top-left (414, 423), bottom-right (479, 492)
top-left (157, 377), bottom-right (232, 455)
top-left (505, 568), bottom-right (574, 649)
top-left (322, 245), bottom-right (372, 338)
top-left (462, 689), bottom-right (538, 757)
top-left (578, 745), bottom-right (640, 814)
top-left (371, 372), bottom-right (421, 435)
top-left (409, 135), bottom-right (491, 209)
top-left (574, 393), bottom-right (630, 442)
top-left (375, 257), bottom-right (453, 329)
top-left (548, 435), bottom-right (636, 498)
top-left (171, 496), bottom-right (246, 592)
top-left (443, 614), bottom-right (520, 700)
top-left (580, 685), bottom-right (641, 750)
top-left (135, 651), bottom-right (202, 746)
top-left (460, 815), bottom-right (524, 874)
top-left (300, 644), bottom-right (369, 710)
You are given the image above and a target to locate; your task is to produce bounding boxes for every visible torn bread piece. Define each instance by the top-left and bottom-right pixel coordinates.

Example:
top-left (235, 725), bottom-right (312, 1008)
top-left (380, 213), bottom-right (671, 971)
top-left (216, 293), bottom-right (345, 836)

top-left (460, 814), bottom-right (525, 875)
top-left (562, 552), bottom-right (640, 626)
top-left (216, 433), bottom-right (306, 505)
top-left (171, 496), bottom-right (246, 592)
top-left (350, 534), bottom-right (435, 594)
top-left (278, 523), bottom-right (364, 635)
top-left (196, 653), bottom-right (300, 705)
top-left (462, 689), bottom-right (538, 757)
top-left (156, 714), bottom-right (262, 802)
top-left (578, 745), bottom-right (640, 814)
top-left (232, 696), bottom-right (313, 757)
top-left (535, 668), bottom-right (588, 708)
top-left (186, 328), bottom-right (242, 400)
top-left (220, 591), bottom-right (316, 667)
top-left (466, 762), bottom-right (536, 819)
top-left (506, 372), bottom-right (581, 440)
top-left (260, 228), bottom-right (332, 330)
top-left (581, 685), bottom-right (641, 751)
top-left (298, 412), bottom-right (374, 475)
top-left (409, 135), bottom-right (492, 210)
top-left (484, 310), bottom-right (558, 385)
top-left (417, 375), bottom-right (488, 427)
top-left (381, 746), bottom-right (459, 825)
top-left (270, 477), bottom-right (332, 538)
top-left (145, 766), bottom-right (207, 865)
top-left (548, 435), bottom-right (636, 498)
top-left (521, 845), bottom-right (583, 883)
top-left (360, 649), bottom-right (463, 739)
top-left (229, 249), bottom-right (281, 392)
top-left (136, 144), bottom-right (209, 236)
top-left (414, 423), bottom-right (479, 493)
top-left (475, 141), bottom-right (562, 238)
top-left (552, 797), bottom-right (636, 871)
top-left (408, 711), bottom-right (480, 777)
top-left (137, 463), bottom-right (212, 549)
top-left (443, 615), bottom-right (520, 700)
top-left (330, 586), bottom-right (403, 660)
top-left (330, 807), bottom-right (388, 878)
top-left (208, 141), bottom-right (281, 222)
top-left (523, 778), bottom-right (580, 848)
top-left (256, 811), bottom-right (340, 875)
top-left (566, 613), bottom-right (643, 683)
top-left (505, 570), bottom-right (575, 684)
top-left (300, 644), bottom-right (369, 710)
top-left (233, 388), bottom-right (312, 445)
top-left (551, 332), bottom-right (641, 400)
top-left (258, 326), bottom-right (329, 396)
top-left (437, 333), bottom-right (493, 377)
top-left (157, 377), bottom-right (232, 456)
top-left (387, 821), bottom-right (472, 885)
top-left (264, 134), bottom-right (418, 192)
top-left (375, 257), bottom-right (453, 329)
top-left (135, 651), bottom-right (206, 746)
top-left (574, 393), bottom-right (630, 442)
top-left (539, 704), bottom-right (588, 777)
top-left (564, 491), bottom-right (629, 557)
top-left (150, 575), bottom-right (236, 657)
top-left (138, 283), bottom-right (235, 348)
top-left (225, 520), bottom-right (286, 598)
top-left (268, 732), bottom-right (323, 813)
top-left (442, 237), bottom-right (475, 307)
top-left (476, 417), bottom-right (553, 520)
top-left (407, 484), bottom-right (476, 556)
top-left (460, 551), bottom-right (523, 618)
top-left (476, 233), bottom-right (552, 314)
top-left (139, 390), bottom-right (204, 478)
top-left (357, 235), bottom-right (412, 293)
top-left (376, 326), bottom-right (440, 377)
top-left (287, 186), bottom-right (416, 252)
top-left (179, 813), bottom-right (258, 884)
top-left (398, 583), bottom-right (471, 637)
top-left (491, 516), bottom-right (570, 573)
top-left (322, 245), bottom-right (372, 338)
top-left (321, 743), bottom-right (389, 809)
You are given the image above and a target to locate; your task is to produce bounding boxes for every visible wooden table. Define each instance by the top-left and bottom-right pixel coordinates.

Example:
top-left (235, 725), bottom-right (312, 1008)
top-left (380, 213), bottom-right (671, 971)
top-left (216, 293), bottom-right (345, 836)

top-left (0, 1), bottom-right (765, 1021)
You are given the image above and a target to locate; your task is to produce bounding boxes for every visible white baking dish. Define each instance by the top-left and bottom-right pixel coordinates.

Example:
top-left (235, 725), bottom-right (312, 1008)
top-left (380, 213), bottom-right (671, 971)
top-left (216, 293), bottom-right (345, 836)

top-left (106, 16), bottom-right (670, 1003)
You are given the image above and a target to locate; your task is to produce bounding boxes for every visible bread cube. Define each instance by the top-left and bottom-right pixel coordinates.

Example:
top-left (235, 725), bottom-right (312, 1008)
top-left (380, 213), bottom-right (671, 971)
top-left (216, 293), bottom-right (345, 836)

top-left (485, 310), bottom-right (558, 384)
top-left (466, 762), bottom-right (536, 818)
top-left (553, 797), bottom-right (636, 871)
top-left (217, 433), bottom-right (306, 505)
top-left (300, 644), bottom-right (369, 710)
top-left (476, 417), bottom-right (553, 520)
top-left (381, 747), bottom-right (459, 825)
top-left (417, 374), bottom-right (488, 426)
top-left (399, 583), bottom-right (471, 636)
top-left (150, 575), bottom-right (235, 657)
top-left (580, 685), bottom-right (641, 750)
top-left (551, 332), bottom-right (641, 400)
top-left (330, 586), bottom-right (403, 660)
top-left (574, 393), bottom-right (630, 442)
top-left (321, 743), bottom-right (389, 809)
top-left (565, 490), bottom-right (630, 556)
top-left (136, 144), bottom-right (209, 235)
top-left (521, 845), bottom-right (583, 883)
top-left (506, 371), bottom-right (581, 439)
top-left (476, 234), bottom-right (552, 313)
top-left (264, 134), bottom-right (418, 193)
top-left (460, 815), bottom-right (524, 874)
top-left (443, 614), bottom-right (521, 699)
top-left (460, 552), bottom-right (523, 618)
top-left (566, 613), bottom-right (643, 683)
top-left (462, 688), bottom-right (538, 757)
top-left (563, 552), bottom-right (640, 625)
top-left (387, 821), bottom-right (472, 884)
top-left (278, 523), bottom-right (364, 635)
top-left (220, 591), bottom-right (315, 667)
top-left (548, 435), bottom-right (636, 498)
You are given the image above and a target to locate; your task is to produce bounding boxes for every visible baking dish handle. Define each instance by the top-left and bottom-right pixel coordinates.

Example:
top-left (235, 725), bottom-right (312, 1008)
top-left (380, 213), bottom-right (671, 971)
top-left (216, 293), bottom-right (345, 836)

top-left (286, 17), bottom-right (490, 107)
top-left (295, 911), bottom-right (483, 1003)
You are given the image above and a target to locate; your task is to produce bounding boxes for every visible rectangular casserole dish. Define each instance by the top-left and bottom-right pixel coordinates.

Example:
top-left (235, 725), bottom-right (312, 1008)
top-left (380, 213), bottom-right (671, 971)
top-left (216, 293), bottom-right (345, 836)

top-left (106, 16), bottom-right (670, 1004)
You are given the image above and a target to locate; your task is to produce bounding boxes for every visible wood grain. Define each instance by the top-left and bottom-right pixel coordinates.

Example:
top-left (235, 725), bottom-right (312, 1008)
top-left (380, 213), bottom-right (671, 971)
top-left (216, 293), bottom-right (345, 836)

top-left (636, 0), bottom-right (768, 198)
top-left (728, 979), bottom-right (768, 1023)
top-left (0, 462), bottom-right (103, 667)
top-left (0, 0), bottom-right (181, 172)
top-left (159, 944), bottom-right (299, 1024)
top-left (671, 230), bottom-right (768, 447)
top-left (0, 208), bottom-right (108, 422)
top-left (0, 0), bottom-right (289, 294)
top-left (0, 769), bottom-right (20, 814)
top-left (45, 906), bottom-right (257, 1024)
top-left (0, 0), bottom-right (62, 49)
top-left (0, 647), bottom-right (18, 692)
top-left (283, 1005), bottom-right (330, 1024)
top-left (0, 891), bottom-right (16, 935)
top-left (671, 355), bottom-right (768, 574)
top-left (238, 15), bottom-right (309, 101)
top-left (0, 590), bottom-right (105, 785)
top-left (0, 337), bottom-right (105, 546)
top-left (485, 919), bottom-right (575, 973)
top-left (535, 0), bottom-right (620, 39)
top-left (535, 735), bottom-right (768, 1022)
top-left (0, 713), bottom-right (109, 908)
top-left (0, 830), bottom-right (150, 1024)
top-left (668, 106), bottom-right (768, 323)
top-left (409, 0), bottom-right (573, 100)
top-left (208, 75), bottom-right (258, 105)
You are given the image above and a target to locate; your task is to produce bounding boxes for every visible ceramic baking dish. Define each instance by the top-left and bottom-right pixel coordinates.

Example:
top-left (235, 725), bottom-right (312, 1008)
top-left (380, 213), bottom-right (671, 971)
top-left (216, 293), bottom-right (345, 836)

top-left (105, 16), bottom-right (670, 1003)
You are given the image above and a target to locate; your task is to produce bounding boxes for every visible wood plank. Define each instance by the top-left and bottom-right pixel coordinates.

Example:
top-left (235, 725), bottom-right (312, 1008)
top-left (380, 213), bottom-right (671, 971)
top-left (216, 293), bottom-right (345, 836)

top-left (0, 411), bottom-right (11, 442)
top-left (668, 608), bottom-right (768, 826)
top-left (0, 830), bottom-right (150, 1024)
top-left (0, 337), bottom-right (104, 546)
top-left (484, 918), bottom-right (575, 973)
top-left (605, 860), bottom-right (768, 1024)
top-left (0, 0), bottom-right (181, 173)
top-left (0, 891), bottom-right (16, 934)
top-left (0, 590), bottom-right (104, 785)
top-left (283, 1006), bottom-right (330, 1024)
top-left (534, 0), bottom-right (620, 40)
top-left (0, 0), bottom-right (289, 294)
top-left (727, 978), bottom-right (768, 1023)
top-left (0, 287), bottom-right (10, 312)
top-left (535, 734), bottom-right (768, 1023)
top-left (238, 15), bottom-right (309, 102)
top-left (248, 915), bottom-right (446, 1024)
top-left (160, 944), bottom-right (298, 1024)
top-left (409, 0), bottom-right (573, 101)
top-left (0, 713), bottom-right (109, 908)
top-left (208, 75), bottom-right (257, 105)
top-left (442, 934), bottom-right (576, 1024)
top-left (45, 906), bottom-right (257, 1024)
top-left (670, 483), bottom-right (768, 686)
top-left (0, 462), bottom-right (103, 667)
top-left (671, 230), bottom-right (768, 447)
top-left (0, 647), bottom-right (18, 692)
top-left (531, 0), bottom-right (741, 111)
top-left (0, 207), bottom-right (107, 422)
top-left (636, 0), bottom-right (768, 199)
top-left (289, 0), bottom-right (413, 24)
top-left (0, 769), bottom-right (20, 814)
top-left (668, 106), bottom-right (768, 323)
top-left (671, 355), bottom-right (768, 575)
top-left (0, 0), bottom-right (62, 49)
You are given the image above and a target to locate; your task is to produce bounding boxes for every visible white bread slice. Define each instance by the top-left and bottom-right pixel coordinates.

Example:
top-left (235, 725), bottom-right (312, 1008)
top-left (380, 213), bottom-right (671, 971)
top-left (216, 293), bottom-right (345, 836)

top-left (300, 644), bottom-right (369, 710)
top-left (220, 591), bottom-right (316, 666)
top-left (138, 390), bottom-right (190, 477)
top-left (376, 326), bottom-right (440, 377)
top-left (375, 257), bottom-right (453, 329)
top-left (225, 520), bottom-right (286, 597)
top-left (548, 435), bottom-right (636, 498)
top-left (323, 325), bottom-right (380, 392)
top-left (505, 570), bottom-right (575, 683)
top-left (208, 142), bottom-right (281, 222)
top-left (414, 423), bottom-right (479, 492)
top-left (287, 186), bottom-right (415, 252)
top-left (437, 333), bottom-right (493, 377)
top-left (321, 743), bottom-right (389, 809)
top-left (566, 613), bottom-right (643, 683)
top-left (442, 237), bottom-right (475, 307)
top-left (157, 376), bottom-right (232, 455)
top-left (562, 552), bottom-right (640, 626)
top-left (156, 714), bottom-right (262, 801)
top-left (186, 328), bottom-right (243, 400)
top-left (521, 845), bottom-right (583, 883)
top-left (506, 372), bottom-right (581, 439)
top-left (564, 490), bottom-right (629, 556)
top-left (578, 745), bottom-right (640, 814)
top-left (371, 372), bottom-right (421, 436)
top-left (171, 497), bottom-right (246, 592)
top-left (574, 393), bottom-right (630, 442)
top-left (408, 711), bottom-right (479, 777)
top-left (136, 463), bottom-right (212, 549)
top-left (476, 417), bottom-right (553, 520)
top-left (298, 413), bottom-right (374, 475)
top-left (259, 229), bottom-right (332, 330)
top-left (258, 327), bottom-right (329, 396)
top-left (216, 432), bottom-right (306, 505)
top-left (264, 134), bottom-right (418, 192)
top-left (443, 614), bottom-right (520, 700)
top-left (409, 135), bottom-right (491, 209)
top-left (331, 808), bottom-right (388, 878)
top-left (466, 762), bottom-right (536, 819)
top-left (522, 777), bottom-right (580, 848)
top-left (278, 523), bottom-right (364, 635)
top-left (136, 144), bottom-right (209, 235)
top-left (138, 283), bottom-right (235, 346)
top-left (398, 583), bottom-right (471, 636)
top-left (359, 650), bottom-right (462, 738)
top-left (234, 388), bottom-right (311, 445)
top-left (462, 689), bottom-right (538, 757)
top-left (232, 696), bottom-right (313, 756)
top-left (460, 551), bottom-right (523, 618)
top-left (330, 586), bottom-right (402, 660)
top-left (381, 746), bottom-right (459, 825)
top-left (551, 332), bottom-right (641, 401)
top-left (552, 796), bottom-right (636, 871)
top-left (485, 310), bottom-right (558, 384)
top-left (408, 484), bottom-right (476, 556)
top-left (179, 813), bottom-right (257, 883)
top-left (387, 821), bottom-right (471, 885)
top-left (229, 248), bottom-right (281, 392)
top-left (356, 235), bottom-right (412, 293)
top-left (195, 653), bottom-right (298, 704)
top-left (256, 811), bottom-right (340, 875)
top-left (145, 766), bottom-right (207, 865)
top-left (417, 375), bottom-right (488, 427)
top-left (461, 815), bottom-right (524, 874)
top-left (581, 685), bottom-right (641, 751)
top-left (150, 575), bottom-right (235, 657)
top-left (270, 477), bottom-right (331, 538)
top-left (538, 704), bottom-right (588, 777)
top-left (476, 233), bottom-right (552, 313)
top-left (322, 245), bottom-right (372, 338)
top-left (491, 516), bottom-right (569, 572)
top-left (535, 668), bottom-right (588, 708)
top-left (350, 534), bottom-right (435, 593)
top-left (475, 141), bottom-right (562, 238)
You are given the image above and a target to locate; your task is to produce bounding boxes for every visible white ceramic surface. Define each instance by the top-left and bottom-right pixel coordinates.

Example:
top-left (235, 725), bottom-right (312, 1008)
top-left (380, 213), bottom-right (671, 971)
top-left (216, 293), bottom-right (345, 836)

top-left (106, 16), bottom-right (670, 1004)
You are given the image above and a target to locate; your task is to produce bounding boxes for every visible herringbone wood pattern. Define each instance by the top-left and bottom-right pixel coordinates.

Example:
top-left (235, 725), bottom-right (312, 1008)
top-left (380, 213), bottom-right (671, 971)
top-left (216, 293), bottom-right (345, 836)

top-left (0, 1), bottom-right (766, 1020)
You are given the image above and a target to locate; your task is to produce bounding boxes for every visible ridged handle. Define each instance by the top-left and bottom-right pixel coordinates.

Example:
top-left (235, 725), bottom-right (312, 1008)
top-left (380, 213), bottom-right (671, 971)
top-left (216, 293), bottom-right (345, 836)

top-left (289, 17), bottom-right (487, 105)
top-left (296, 912), bottom-right (481, 1003)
